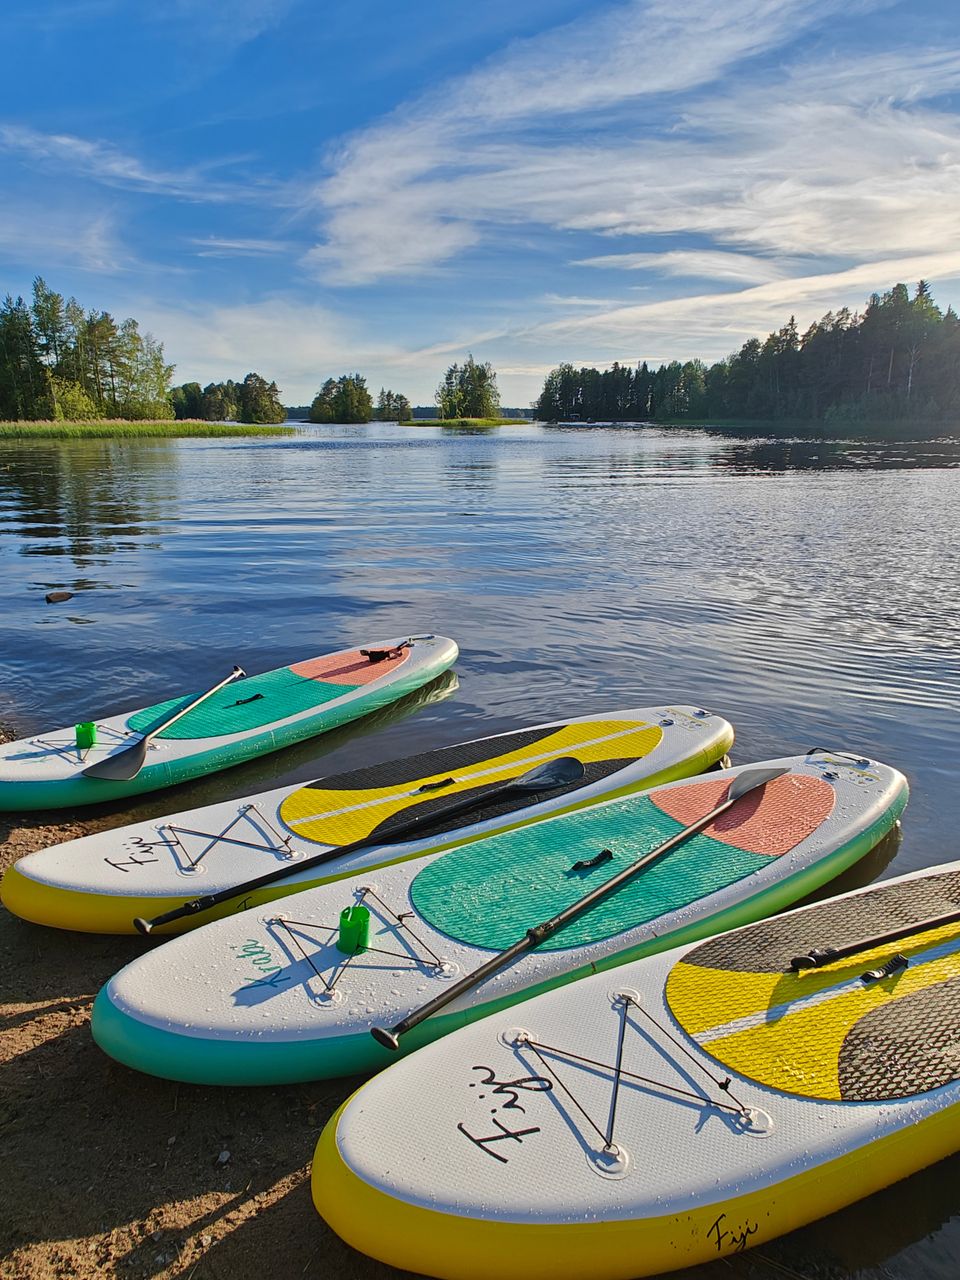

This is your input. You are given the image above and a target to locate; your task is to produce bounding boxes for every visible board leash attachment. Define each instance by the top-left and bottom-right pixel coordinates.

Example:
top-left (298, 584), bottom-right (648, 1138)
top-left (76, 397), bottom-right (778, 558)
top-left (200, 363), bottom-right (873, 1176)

top-left (371, 764), bottom-right (789, 1051)
top-left (132, 755), bottom-right (586, 934)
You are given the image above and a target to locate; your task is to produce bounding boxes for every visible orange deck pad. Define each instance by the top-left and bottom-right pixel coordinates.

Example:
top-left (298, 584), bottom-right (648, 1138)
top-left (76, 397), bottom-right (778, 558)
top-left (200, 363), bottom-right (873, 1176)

top-left (290, 647), bottom-right (409, 686)
top-left (651, 773), bottom-right (835, 857)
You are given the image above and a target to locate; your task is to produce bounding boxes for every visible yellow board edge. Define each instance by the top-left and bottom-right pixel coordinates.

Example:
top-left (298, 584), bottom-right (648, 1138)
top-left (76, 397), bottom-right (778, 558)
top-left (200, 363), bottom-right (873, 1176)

top-left (312, 1090), bottom-right (960, 1280)
top-left (0, 728), bottom-right (732, 934)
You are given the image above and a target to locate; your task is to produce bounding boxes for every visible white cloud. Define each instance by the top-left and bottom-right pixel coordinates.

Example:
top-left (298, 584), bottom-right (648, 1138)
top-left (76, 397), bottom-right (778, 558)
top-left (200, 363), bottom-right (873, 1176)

top-left (303, 0), bottom-right (960, 299)
top-left (520, 252), bottom-right (960, 356)
top-left (0, 204), bottom-right (126, 274)
top-left (136, 298), bottom-right (493, 401)
top-left (190, 236), bottom-right (293, 257)
top-left (162, 0), bottom-right (300, 46)
top-left (575, 250), bottom-right (790, 284)
top-left (0, 124), bottom-right (285, 205)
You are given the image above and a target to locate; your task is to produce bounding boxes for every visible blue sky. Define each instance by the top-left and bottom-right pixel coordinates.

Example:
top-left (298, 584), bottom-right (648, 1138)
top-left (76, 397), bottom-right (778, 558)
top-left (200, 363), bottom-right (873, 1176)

top-left (2, 0), bottom-right (960, 406)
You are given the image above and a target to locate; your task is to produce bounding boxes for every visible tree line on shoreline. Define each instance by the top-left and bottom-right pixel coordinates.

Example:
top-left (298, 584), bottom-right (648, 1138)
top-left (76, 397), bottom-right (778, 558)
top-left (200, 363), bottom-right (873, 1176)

top-left (6, 274), bottom-right (958, 428)
top-left (0, 278), bottom-right (506, 424)
top-left (172, 353), bottom-right (500, 424)
top-left (534, 282), bottom-right (960, 424)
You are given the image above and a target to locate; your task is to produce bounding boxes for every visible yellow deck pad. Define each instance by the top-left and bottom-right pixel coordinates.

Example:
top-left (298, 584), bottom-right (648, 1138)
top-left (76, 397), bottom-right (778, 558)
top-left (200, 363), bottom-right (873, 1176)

top-left (667, 920), bottom-right (960, 1100)
top-left (278, 720), bottom-right (662, 846)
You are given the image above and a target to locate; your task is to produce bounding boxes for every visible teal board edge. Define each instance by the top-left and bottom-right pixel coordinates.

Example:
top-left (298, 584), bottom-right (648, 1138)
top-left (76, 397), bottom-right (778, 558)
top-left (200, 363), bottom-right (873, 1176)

top-left (90, 787), bottom-right (907, 1086)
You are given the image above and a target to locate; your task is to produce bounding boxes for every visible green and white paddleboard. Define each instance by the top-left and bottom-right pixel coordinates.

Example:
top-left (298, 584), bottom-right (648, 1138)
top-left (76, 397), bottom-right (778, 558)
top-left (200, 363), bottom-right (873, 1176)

top-left (313, 858), bottom-right (960, 1280)
top-left (2, 704), bottom-right (733, 933)
top-left (91, 752), bottom-right (907, 1085)
top-left (0, 635), bottom-right (457, 810)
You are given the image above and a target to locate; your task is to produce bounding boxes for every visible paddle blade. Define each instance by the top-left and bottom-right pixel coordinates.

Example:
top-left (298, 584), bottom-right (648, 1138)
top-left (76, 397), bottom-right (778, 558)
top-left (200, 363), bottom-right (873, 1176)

top-left (82, 737), bottom-right (149, 782)
top-left (726, 764), bottom-right (791, 802)
top-left (512, 755), bottom-right (585, 791)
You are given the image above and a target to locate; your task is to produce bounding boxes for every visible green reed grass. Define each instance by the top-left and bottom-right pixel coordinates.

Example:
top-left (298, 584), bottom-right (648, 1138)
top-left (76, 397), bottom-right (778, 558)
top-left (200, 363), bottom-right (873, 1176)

top-left (0, 420), bottom-right (297, 440)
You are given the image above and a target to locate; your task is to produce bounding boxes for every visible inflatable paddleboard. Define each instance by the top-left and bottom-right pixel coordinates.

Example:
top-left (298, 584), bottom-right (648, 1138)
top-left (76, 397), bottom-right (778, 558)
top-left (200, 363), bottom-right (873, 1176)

top-left (312, 855), bottom-right (960, 1280)
top-left (91, 751), bottom-right (907, 1085)
top-left (3, 705), bottom-right (733, 934)
top-left (0, 635), bottom-right (457, 811)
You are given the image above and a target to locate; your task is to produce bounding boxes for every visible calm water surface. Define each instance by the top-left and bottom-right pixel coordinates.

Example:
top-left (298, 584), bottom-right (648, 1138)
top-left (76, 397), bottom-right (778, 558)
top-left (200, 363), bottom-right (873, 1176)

top-left (1, 422), bottom-right (958, 1277)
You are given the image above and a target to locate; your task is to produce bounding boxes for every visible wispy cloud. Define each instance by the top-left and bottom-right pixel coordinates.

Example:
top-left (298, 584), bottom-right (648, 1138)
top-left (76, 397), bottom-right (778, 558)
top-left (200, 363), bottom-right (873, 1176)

top-left (136, 298), bottom-right (470, 399)
top-left (575, 250), bottom-right (790, 285)
top-left (160, 0), bottom-right (302, 46)
top-left (0, 204), bottom-right (127, 274)
top-left (521, 252), bottom-right (960, 355)
top-left (298, 0), bottom-right (960, 313)
top-left (0, 124), bottom-right (286, 205)
top-left (7, 0), bottom-right (300, 48)
top-left (189, 236), bottom-right (293, 257)
top-left (304, 0), bottom-right (895, 284)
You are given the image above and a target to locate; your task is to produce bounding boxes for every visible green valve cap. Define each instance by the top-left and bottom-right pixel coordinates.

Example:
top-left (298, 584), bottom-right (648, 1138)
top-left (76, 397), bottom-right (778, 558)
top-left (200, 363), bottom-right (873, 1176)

top-left (337, 904), bottom-right (370, 955)
top-left (75, 722), bottom-right (97, 750)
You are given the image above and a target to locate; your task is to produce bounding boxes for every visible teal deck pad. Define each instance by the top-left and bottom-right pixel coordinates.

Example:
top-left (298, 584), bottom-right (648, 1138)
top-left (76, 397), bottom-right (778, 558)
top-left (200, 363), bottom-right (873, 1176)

top-left (127, 668), bottom-right (362, 740)
top-left (409, 795), bottom-right (768, 952)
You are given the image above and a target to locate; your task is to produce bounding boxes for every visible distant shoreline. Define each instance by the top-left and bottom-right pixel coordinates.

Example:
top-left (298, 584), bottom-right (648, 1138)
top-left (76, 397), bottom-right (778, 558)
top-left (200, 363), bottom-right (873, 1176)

top-left (405, 417), bottom-right (529, 427)
top-left (538, 417), bottom-right (960, 439)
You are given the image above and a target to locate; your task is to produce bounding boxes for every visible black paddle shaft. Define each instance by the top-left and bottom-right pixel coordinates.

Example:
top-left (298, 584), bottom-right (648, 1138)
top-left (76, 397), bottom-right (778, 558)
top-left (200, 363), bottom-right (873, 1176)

top-left (133, 755), bottom-right (585, 934)
top-left (371, 764), bottom-right (789, 1050)
top-left (789, 903), bottom-right (960, 971)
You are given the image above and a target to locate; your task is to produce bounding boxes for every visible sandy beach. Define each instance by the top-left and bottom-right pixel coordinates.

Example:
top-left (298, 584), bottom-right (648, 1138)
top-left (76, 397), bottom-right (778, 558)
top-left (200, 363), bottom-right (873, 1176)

top-left (0, 728), bottom-right (406, 1280)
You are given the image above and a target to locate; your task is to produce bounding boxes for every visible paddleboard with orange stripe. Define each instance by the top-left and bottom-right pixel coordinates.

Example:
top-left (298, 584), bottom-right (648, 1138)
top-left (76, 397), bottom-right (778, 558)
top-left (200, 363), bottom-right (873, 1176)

top-left (0, 634), bottom-right (458, 811)
top-left (2, 703), bottom-right (732, 934)
top-left (309, 854), bottom-right (960, 1280)
top-left (90, 751), bottom-right (905, 1085)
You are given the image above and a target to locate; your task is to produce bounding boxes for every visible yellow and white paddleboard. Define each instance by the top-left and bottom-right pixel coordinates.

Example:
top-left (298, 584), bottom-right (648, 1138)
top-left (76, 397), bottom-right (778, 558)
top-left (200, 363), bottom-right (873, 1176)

top-left (3, 705), bottom-right (733, 934)
top-left (312, 856), bottom-right (960, 1280)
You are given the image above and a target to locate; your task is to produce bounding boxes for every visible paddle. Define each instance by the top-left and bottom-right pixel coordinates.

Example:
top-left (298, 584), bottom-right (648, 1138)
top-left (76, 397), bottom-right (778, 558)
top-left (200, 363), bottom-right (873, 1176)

top-left (132, 754), bottom-right (586, 934)
top-left (371, 764), bottom-right (789, 1051)
top-left (83, 666), bottom-right (246, 782)
top-left (789, 904), bottom-right (960, 971)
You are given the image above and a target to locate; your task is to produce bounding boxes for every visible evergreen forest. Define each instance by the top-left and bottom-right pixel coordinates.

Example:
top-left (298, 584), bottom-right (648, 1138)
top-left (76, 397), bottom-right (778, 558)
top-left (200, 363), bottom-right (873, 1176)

top-left (534, 282), bottom-right (960, 425)
top-left (1, 278), bottom-right (174, 421)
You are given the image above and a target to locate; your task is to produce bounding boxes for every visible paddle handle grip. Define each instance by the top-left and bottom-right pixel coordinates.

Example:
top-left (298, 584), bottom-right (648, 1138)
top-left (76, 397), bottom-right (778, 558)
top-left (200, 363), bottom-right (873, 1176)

top-left (788, 904), bottom-right (960, 972)
top-left (134, 901), bottom-right (208, 934)
top-left (373, 933), bottom-right (533, 1050)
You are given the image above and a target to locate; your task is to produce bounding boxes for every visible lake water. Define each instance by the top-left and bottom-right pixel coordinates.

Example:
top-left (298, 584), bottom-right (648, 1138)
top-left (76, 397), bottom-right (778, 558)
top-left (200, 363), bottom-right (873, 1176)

top-left (1, 421), bottom-right (959, 1278)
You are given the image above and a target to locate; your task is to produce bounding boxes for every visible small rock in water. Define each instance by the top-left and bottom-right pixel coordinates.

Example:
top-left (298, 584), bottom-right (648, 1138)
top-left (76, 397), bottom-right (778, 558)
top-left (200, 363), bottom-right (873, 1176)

top-left (45, 590), bottom-right (74, 604)
top-left (216, 1149), bottom-right (231, 1165)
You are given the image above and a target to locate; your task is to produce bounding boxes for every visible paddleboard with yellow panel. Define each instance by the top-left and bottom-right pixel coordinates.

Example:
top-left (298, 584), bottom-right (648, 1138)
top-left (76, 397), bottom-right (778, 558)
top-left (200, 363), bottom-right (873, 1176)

top-left (0, 634), bottom-right (457, 811)
top-left (3, 704), bottom-right (732, 934)
top-left (91, 751), bottom-right (904, 1086)
top-left (311, 852), bottom-right (960, 1280)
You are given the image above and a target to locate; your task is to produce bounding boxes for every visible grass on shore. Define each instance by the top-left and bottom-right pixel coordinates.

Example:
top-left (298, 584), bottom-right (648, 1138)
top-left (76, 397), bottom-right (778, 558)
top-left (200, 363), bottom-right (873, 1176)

top-left (0, 419), bottom-right (297, 439)
top-left (407, 417), bottom-right (529, 427)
